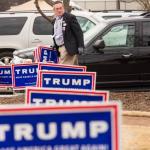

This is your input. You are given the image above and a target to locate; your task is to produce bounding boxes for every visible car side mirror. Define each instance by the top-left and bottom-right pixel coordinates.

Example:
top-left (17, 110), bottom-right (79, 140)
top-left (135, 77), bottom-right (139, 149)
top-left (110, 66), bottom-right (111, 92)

top-left (93, 39), bottom-right (105, 50)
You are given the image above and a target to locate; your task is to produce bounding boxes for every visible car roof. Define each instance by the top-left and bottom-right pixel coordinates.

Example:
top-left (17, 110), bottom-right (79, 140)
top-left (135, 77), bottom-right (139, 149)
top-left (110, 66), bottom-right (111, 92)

top-left (72, 10), bottom-right (100, 23)
top-left (0, 10), bottom-right (99, 23)
top-left (95, 11), bottom-right (143, 15)
top-left (0, 10), bottom-right (53, 17)
top-left (0, 10), bottom-right (92, 17)
top-left (72, 10), bottom-right (94, 16)
top-left (106, 16), bottom-right (150, 24)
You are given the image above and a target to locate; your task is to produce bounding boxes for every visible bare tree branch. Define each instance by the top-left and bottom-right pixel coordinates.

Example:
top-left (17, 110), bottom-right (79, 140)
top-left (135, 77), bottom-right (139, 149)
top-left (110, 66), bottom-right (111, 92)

top-left (45, 0), bottom-right (54, 6)
top-left (63, 0), bottom-right (71, 13)
top-left (34, 0), bottom-right (53, 22)
top-left (0, 0), bottom-right (31, 11)
top-left (0, 0), bottom-right (73, 22)
top-left (122, 0), bottom-right (150, 10)
top-left (44, 0), bottom-right (71, 12)
top-left (35, 0), bottom-right (71, 22)
top-left (135, 0), bottom-right (150, 10)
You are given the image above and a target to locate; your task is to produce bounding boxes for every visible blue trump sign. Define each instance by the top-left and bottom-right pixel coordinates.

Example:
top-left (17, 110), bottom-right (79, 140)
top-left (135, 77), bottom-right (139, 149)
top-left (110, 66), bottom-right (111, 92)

top-left (38, 71), bottom-right (96, 90)
top-left (0, 65), bottom-right (12, 87)
top-left (12, 63), bottom-right (38, 89)
top-left (35, 46), bottom-right (58, 63)
top-left (26, 87), bottom-right (109, 105)
top-left (0, 104), bottom-right (120, 150)
top-left (11, 63), bottom-right (87, 89)
top-left (39, 63), bottom-right (86, 72)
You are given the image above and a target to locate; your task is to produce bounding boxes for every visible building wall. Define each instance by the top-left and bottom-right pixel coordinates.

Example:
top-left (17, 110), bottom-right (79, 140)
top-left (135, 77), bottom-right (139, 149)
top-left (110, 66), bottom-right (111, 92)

top-left (73, 0), bottom-right (142, 11)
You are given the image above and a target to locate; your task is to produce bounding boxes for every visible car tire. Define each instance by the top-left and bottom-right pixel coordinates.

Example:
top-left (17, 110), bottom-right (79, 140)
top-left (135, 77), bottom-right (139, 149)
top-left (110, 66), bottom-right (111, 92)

top-left (0, 51), bottom-right (13, 65)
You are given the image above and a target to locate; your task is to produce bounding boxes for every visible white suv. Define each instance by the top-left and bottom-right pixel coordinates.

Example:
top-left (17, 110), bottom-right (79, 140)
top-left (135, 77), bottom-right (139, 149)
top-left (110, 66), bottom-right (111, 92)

top-left (0, 10), bottom-right (100, 64)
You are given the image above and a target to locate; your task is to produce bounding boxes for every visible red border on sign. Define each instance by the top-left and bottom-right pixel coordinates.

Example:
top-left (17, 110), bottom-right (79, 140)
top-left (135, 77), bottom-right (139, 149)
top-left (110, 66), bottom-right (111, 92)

top-left (38, 70), bottom-right (96, 90)
top-left (33, 50), bottom-right (37, 62)
top-left (0, 104), bottom-right (119, 150)
top-left (38, 47), bottom-right (41, 62)
top-left (39, 62), bottom-right (87, 72)
top-left (11, 63), bottom-right (38, 89)
top-left (25, 87), bottom-right (109, 104)
top-left (36, 48), bottom-right (40, 62)
top-left (0, 65), bottom-right (12, 87)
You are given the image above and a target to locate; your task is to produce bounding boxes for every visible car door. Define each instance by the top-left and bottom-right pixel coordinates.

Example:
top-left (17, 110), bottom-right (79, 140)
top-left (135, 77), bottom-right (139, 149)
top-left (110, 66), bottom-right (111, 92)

top-left (80, 22), bottom-right (140, 86)
top-left (29, 15), bottom-right (54, 48)
top-left (136, 20), bottom-right (150, 82)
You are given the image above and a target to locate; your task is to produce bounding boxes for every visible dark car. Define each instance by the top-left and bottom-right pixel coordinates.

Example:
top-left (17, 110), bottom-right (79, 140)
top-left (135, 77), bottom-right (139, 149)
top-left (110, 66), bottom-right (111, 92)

top-left (13, 15), bottom-right (150, 88)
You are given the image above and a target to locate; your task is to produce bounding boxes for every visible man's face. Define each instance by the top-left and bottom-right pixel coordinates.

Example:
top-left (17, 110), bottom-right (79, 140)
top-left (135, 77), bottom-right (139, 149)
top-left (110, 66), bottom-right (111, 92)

top-left (53, 3), bottom-right (65, 17)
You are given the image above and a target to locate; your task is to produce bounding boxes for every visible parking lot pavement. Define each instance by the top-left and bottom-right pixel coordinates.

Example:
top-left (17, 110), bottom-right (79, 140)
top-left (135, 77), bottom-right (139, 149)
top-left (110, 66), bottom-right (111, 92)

top-left (122, 115), bottom-right (150, 150)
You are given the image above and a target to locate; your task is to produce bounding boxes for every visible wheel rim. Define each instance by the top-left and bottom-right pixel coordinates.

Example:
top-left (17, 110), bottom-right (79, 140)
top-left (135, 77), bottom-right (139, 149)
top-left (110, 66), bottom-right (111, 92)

top-left (0, 56), bottom-right (13, 65)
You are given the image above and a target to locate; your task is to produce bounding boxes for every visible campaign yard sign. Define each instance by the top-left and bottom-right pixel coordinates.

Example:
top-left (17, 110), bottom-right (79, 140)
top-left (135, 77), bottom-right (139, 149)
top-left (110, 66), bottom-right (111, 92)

top-left (0, 104), bottom-right (121, 150)
top-left (0, 65), bottom-right (12, 87)
top-left (12, 63), bottom-right (38, 89)
top-left (11, 63), bottom-right (87, 89)
top-left (25, 87), bottom-right (109, 105)
top-left (34, 46), bottom-right (58, 63)
top-left (38, 71), bottom-right (96, 90)
top-left (39, 63), bottom-right (87, 72)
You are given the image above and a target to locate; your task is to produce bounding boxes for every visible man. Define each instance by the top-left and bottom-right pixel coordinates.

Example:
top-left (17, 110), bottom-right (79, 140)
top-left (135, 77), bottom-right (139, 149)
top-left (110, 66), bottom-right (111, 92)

top-left (52, 0), bottom-right (84, 65)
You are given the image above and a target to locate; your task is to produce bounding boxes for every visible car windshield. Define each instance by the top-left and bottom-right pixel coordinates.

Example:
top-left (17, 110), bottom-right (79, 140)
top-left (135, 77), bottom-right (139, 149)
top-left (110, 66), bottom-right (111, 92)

top-left (84, 22), bottom-right (108, 46)
top-left (76, 16), bottom-right (96, 33)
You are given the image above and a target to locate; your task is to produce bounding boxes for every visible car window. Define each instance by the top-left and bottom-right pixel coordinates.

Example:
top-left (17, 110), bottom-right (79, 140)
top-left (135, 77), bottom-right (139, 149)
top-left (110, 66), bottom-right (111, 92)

top-left (0, 17), bottom-right (27, 35)
top-left (33, 16), bottom-right (53, 35)
top-left (142, 21), bottom-right (150, 47)
top-left (76, 16), bottom-right (95, 33)
top-left (102, 23), bottom-right (135, 48)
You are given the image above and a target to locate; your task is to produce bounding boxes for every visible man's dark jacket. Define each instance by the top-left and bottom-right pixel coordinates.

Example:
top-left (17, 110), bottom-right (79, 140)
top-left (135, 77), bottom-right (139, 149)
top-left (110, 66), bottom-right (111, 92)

top-left (52, 12), bottom-right (84, 56)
